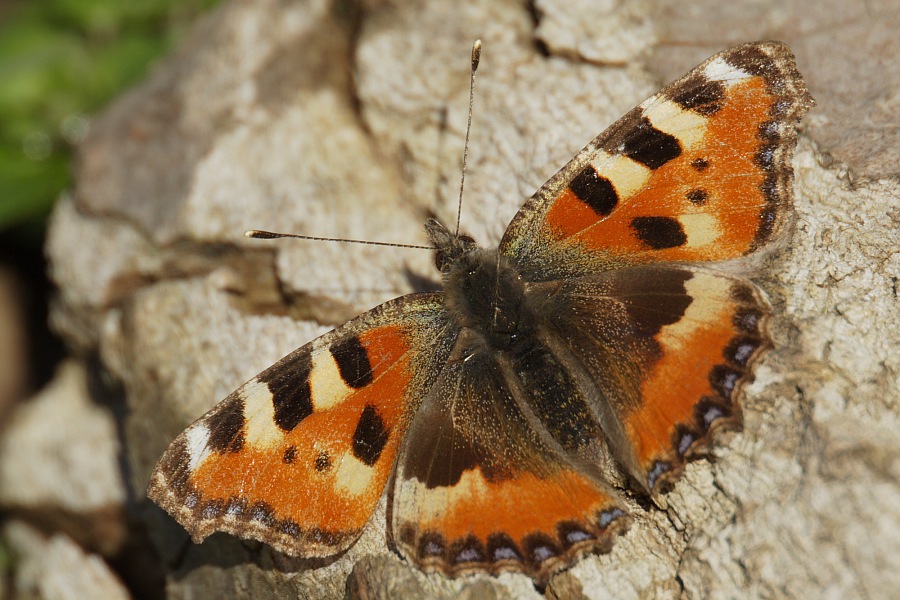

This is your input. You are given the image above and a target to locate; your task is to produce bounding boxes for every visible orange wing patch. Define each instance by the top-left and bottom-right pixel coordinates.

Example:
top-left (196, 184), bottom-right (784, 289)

top-left (623, 270), bottom-right (772, 491)
top-left (389, 338), bottom-right (632, 585)
top-left (394, 467), bottom-right (628, 584)
top-left (544, 76), bottom-right (773, 261)
top-left (187, 328), bottom-right (411, 548)
top-left (500, 42), bottom-right (814, 280)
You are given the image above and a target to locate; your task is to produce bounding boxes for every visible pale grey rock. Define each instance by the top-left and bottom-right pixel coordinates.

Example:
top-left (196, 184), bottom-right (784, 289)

top-left (4, 521), bottom-right (131, 600)
top-left (535, 0), bottom-right (656, 65)
top-left (0, 361), bottom-right (127, 555)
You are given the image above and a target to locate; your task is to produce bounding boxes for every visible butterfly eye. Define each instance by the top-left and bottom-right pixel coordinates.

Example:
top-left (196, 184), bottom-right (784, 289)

top-left (434, 251), bottom-right (452, 273)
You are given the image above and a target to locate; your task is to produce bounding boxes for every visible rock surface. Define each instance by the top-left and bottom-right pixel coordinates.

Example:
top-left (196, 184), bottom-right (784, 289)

top-left (0, 360), bottom-right (128, 557)
top-left (3, 520), bottom-right (131, 600)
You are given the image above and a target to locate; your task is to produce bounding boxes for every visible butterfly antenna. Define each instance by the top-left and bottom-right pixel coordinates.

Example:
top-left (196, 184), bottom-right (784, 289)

top-left (454, 39), bottom-right (482, 238)
top-left (245, 230), bottom-right (433, 250)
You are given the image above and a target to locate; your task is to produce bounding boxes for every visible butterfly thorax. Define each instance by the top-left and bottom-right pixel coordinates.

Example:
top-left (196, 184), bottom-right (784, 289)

top-left (427, 219), bottom-right (531, 351)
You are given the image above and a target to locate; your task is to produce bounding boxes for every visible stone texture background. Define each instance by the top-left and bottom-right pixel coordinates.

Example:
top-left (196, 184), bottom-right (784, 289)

top-left (2, 0), bottom-right (897, 598)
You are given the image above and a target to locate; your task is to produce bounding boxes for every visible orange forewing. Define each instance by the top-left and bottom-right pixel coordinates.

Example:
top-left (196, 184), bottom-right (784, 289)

top-left (187, 326), bottom-right (412, 537)
top-left (148, 295), bottom-right (452, 557)
top-left (544, 77), bottom-right (772, 262)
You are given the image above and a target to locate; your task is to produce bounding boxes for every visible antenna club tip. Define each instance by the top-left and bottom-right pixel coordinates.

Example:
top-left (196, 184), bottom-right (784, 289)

top-left (245, 229), bottom-right (278, 239)
top-left (471, 39), bottom-right (482, 69)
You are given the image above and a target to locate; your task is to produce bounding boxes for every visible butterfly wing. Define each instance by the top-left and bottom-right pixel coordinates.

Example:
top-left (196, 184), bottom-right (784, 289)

top-left (390, 327), bottom-right (630, 584)
top-left (496, 42), bottom-right (811, 495)
top-left (526, 265), bottom-right (772, 493)
top-left (148, 293), bottom-right (457, 557)
top-left (500, 41), bottom-right (814, 282)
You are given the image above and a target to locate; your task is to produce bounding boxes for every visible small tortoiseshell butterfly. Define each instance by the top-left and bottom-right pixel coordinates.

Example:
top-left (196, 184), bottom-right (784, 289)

top-left (148, 41), bottom-right (814, 584)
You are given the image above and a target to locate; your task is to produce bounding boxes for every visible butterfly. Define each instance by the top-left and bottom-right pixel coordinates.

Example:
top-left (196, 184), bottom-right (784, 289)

top-left (148, 41), bottom-right (814, 585)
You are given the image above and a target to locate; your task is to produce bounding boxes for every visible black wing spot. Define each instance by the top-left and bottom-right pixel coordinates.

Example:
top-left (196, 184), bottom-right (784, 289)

top-left (418, 531), bottom-right (446, 559)
top-left (329, 336), bottom-right (373, 389)
top-left (569, 166), bottom-right (618, 216)
top-left (598, 507), bottom-right (627, 529)
top-left (724, 337), bottom-right (760, 368)
top-left (709, 365), bottom-right (742, 400)
top-left (259, 354), bottom-right (314, 432)
top-left (610, 267), bottom-right (692, 336)
top-left (755, 146), bottom-right (775, 169)
top-left (686, 188), bottom-right (709, 205)
top-left (755, 205), bottom-right (778, 246)
top-left (200, 498), bottom-right (226, 519)
top-left (690, 157), bottom-right (710, 171)
top-left (758, 120), bottom-right (780, 142)
top-left (398, 523), bottom-right (416, 546)
top-left (647, 460), bottom-right (672, 490)
top-left (449, 535), bottom-right (486, 566)
top-left (670, 76), bottom-right (727, 115)
top-left (207, 399), bottom-right (245, 453)
top-left (521, 532), bottom-right (560, 569)
top-left (352, 404), bottom-right (389, 466)
top-left (314, 450), bottom-right (332, 472)
top-left (673, 425), bottom-right (697, 457)
top-left (695, 396), bottom-right (732, 431)
top-left (631, 216), bottom-right (688, 249)
top-left (727, 46), bottom-right (770, 77)
top-left (224, 497), bottom-right (248, 517)
top-left (282, 445), bottom-right (297, 464)
top-left (622, 116), bottom-right (682, 169)
top-left (279, 521), bottom-right (301, 538)
top-left (249, 501), bottom-right (276, 526)
top-left (733, 308), bottom-right (764, 335)
top-left (557, 521), bottom-right (595, 549)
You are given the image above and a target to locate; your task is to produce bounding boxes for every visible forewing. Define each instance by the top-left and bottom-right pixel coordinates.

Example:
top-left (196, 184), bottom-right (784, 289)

top-left (148, 293), bottom-right (457, 557)
top-left (500, 41), bottom-right (814, 281)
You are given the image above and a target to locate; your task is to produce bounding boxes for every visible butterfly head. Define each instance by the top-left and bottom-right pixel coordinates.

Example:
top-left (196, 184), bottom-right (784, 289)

top-left (425, 217), bottom-right (529, 351)
top-left (425, 218), bottom-right (478, 274)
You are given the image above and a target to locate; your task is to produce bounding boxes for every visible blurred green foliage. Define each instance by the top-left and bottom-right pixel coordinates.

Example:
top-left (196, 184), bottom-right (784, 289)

top-left (0, 0), bottom-right (221, 237)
